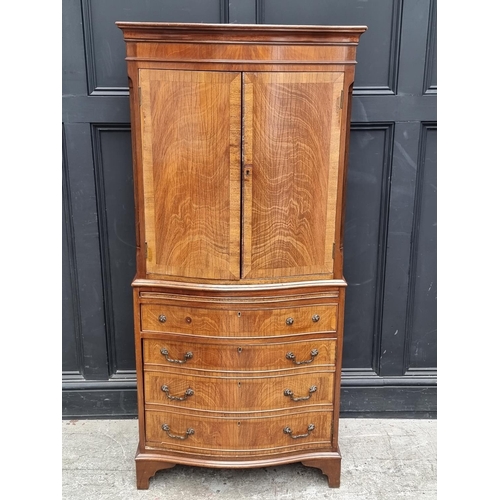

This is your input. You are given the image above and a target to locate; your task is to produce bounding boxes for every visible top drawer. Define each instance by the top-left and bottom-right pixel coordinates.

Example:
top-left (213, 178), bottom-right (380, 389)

top-left (140, 303), bottom-right (337, 336)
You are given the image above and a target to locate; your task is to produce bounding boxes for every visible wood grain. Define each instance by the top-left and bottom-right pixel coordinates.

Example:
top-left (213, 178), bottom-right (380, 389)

top-left (145, 409), bottom-right (332, 456)
top-left (144, 371), bottom-right (334, 411)
top-left (132, 42), bottom-right (355, 64)
top-left (140, 303), bottom-right (338, 336)
top-left (242, 72), bottom-right (344, 279)
top-left (140, 70), bottom-right (241, 280)
top-left (142, 336), bottom-right (336, 373)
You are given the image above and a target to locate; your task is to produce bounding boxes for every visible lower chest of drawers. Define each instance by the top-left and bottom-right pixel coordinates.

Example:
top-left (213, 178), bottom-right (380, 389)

top-left (136, 292), bottom-right (341, 456)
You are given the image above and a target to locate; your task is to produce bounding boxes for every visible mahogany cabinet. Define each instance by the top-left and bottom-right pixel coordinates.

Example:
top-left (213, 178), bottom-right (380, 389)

top-left (117, 22), bottom-right (366, 489)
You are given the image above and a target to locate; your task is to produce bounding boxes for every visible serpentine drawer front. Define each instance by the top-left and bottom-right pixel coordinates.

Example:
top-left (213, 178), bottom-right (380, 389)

top-left (143, 370), bottom-right (335, 411)
top-left (142, 337), bottom-right (337, 373)
top-left (144, 409), bottom-right (333, 456)
top-left (118, 21), bottom-right (366, 490)
top-left (140, 303), bottom-right (338, 336)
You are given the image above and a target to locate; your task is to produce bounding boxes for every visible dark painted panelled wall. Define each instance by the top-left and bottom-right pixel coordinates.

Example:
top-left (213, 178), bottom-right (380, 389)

top-left (62, 0), bottom-right (437, 418)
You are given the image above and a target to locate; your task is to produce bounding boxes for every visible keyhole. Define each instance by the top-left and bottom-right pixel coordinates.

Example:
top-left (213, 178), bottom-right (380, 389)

top-left (237, 347), bottom-right (242, 353)
top-left (237, 421), bottom-right (241, 426)
top-left (237, 311), bottom-right (241, 317)
top-left (246, 169), bottom-right (250, 176)
top-left (238, 382), bottom-right (241, 387)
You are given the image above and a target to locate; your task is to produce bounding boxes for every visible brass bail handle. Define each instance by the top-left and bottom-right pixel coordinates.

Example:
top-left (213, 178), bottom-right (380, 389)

top-left (161, 385), bottom-right (195, 401)
top-left (160, 348), bottom-right (193, 364)
top-left (284, 386), bottom-right (317, 402)
top-left (161, 424), bottom-right (195, 440)
top-left (285, 349), bottom-right (319, 365)
top-left (283, 424), bottom-right (315, 439)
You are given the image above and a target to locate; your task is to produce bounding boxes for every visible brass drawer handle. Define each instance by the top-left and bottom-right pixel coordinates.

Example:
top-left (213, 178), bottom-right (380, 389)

top-left (312, 314), bottom-right (320, 322)
top-left (161, 385), bottom-right (194, 401)
top-left (283, 424), bottom-right (315, 439)
top-left (286, 317), bottom-right (294, 326)
top-left (286, 349), bottom-right (319, 365)
top-left (158, 314), bottom-right (167, 323)
top-left (160, 348), bottom-right (193, 364)
top-left (161, 424), bottom-right (194, 440)
top-left (284, 386), bottom-right (317, 402)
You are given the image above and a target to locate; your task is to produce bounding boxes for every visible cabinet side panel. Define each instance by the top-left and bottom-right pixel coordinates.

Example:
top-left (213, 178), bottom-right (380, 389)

top-left (140, 70), bottom-right (241, 280)
top-left (242, 72), bottom-right (343, 279)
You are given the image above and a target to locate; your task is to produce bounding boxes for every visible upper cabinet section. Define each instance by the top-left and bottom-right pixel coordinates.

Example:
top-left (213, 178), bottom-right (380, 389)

top-left (117, 23), bottom-right (366, 284)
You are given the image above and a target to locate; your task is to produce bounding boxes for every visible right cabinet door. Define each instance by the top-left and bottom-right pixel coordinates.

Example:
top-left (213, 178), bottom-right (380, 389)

top-left (242, 72), bottom-right (345, 280)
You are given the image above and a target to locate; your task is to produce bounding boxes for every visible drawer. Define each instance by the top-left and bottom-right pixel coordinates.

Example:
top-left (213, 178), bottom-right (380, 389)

top-left (140, 303), bottom-right (337, 336)
top-left (145, 409), bottom-right (332, 456)
top-left (142, 337), bottom-right (336, 373)
top-left (144, 370), bottom-right (334, 411)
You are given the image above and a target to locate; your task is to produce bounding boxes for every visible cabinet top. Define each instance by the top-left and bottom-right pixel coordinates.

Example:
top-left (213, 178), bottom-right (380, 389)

top-left (116, 22), bottom-right (367, 44)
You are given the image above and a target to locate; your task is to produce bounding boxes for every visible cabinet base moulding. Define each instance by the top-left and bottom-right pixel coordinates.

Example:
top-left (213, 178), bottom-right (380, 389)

top-left (135, 447), bottom-right (342, 490)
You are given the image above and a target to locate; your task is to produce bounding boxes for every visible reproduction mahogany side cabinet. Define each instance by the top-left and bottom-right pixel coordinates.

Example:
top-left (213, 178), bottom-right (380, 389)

top-left (117, 22), bottom-right (366, 489)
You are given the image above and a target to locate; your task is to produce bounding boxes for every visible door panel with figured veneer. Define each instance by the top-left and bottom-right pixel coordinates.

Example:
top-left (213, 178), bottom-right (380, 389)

top-left (242, 72), bottom-right (344, 279)
top-left (139, 70), bottom-right (241, 280)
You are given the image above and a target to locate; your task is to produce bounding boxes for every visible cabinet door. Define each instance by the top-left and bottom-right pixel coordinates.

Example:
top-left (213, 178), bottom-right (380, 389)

top-left (140, 70), bottom-right (241, 280)
top-left (242, 72), bottom-right (344, 279)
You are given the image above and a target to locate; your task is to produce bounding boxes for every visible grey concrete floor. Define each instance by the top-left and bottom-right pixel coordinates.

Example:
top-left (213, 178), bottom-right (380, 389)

top-left (62, 418), bottom-right (436, 500)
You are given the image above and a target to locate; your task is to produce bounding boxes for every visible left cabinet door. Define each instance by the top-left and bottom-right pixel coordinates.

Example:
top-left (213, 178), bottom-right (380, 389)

top-left (139, 70), bottom-right (241, 280)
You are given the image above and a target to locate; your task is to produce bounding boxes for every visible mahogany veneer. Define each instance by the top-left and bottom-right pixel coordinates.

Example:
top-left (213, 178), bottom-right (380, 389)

top-left (117, 21), bottom-right (366, 489)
